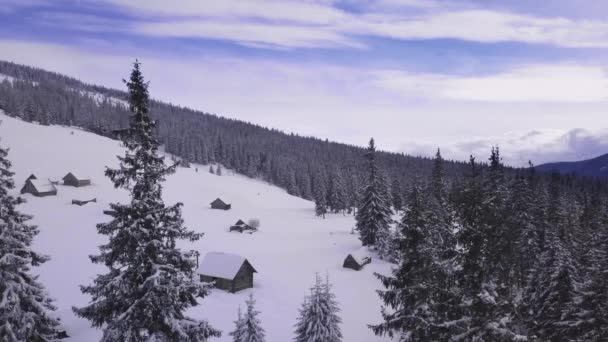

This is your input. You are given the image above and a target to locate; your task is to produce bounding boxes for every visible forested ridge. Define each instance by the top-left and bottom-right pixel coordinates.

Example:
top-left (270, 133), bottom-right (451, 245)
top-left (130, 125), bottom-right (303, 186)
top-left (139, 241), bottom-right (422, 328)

top-left (0, 59), bottom-right (472, 206)
top-left (2, 59), bottom-right (608, 341)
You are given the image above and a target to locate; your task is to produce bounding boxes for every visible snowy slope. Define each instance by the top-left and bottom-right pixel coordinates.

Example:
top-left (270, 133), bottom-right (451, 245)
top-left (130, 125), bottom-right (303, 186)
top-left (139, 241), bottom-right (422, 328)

top-left (0, 112), bottom-right (393, 341)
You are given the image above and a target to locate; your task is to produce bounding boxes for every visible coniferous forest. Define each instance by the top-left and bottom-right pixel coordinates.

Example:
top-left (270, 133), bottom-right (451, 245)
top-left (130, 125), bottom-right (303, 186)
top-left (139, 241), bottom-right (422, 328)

top-left (1, 60), bottom-right (608, 341)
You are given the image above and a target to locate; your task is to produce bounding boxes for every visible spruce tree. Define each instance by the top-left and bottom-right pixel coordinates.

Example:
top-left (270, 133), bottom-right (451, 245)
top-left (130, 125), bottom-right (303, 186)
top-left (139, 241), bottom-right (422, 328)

top-left (240, 294), bottom-right (265, 342)
top-left (390, 178), bottom-right (403, 212)
top-left (209, 165), bottom-right (215, 174)
top-left (294, 274), bottom-right (342, 342)
top-left (230, 307), bottom-right (246, 342)
top-left (217, 164), bottom-right (223, 176)
top-left (0, 143), bottom-right (61, 341)
top-left (314, 172), bottom-right (328, 218)
top-left (73, 61), bottom-right (220, 341)
top-left (371, 182), bottom-right (458, 340)
top-left (454, 149), bottom-right (525, 341)
top-left (355, 138), bottom-right (393, 247)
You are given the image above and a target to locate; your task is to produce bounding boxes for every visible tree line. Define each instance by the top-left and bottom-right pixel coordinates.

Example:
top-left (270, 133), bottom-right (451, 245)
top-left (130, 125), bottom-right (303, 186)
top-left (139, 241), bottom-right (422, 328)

top-left (0, 59), bottom-right (471, 208)
top-left (356, 138), bottom-right (608, 341)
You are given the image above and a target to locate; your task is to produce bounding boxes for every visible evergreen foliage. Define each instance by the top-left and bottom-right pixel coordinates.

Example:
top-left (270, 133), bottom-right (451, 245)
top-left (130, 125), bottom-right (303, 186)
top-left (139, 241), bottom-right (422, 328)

top-left (73, 61), bottom-right (220, 341)
top-left (0, 142), bottom-right (62, 342)
top-left (294, 274), bottom-right (342, 342)
top-left (355, 138), bottom-right (393, 247)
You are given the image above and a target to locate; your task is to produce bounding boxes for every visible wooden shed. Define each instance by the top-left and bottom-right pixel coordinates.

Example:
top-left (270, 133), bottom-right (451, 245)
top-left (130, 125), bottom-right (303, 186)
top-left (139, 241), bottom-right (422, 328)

top-left (198, 252), bottom-right (257, 293)
top-left (20, 179), bottom-right (57, 197)
top-left (229, 219), bottom-right (256, 233)
top-left (210, 198), bottom-right (231, 210)
top-left (63, 172), bottom-right (91, 187)
top-left (343, 253), bottom-right (372, 271)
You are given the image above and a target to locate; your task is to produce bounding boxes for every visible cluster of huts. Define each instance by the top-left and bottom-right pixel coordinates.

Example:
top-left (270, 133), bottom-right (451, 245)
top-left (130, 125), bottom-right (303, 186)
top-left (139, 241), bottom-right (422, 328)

top-left (20, 172), bottom-right (91, 197)
top-left (197, 197), bottom-right (370, 295)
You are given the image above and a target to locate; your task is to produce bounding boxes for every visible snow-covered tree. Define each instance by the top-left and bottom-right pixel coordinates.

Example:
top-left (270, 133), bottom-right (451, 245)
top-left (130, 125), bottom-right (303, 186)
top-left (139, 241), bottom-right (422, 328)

top-left (454, 149), bottom-right (525, 341)
top-left (390, 178), bottom-right (403, 212)
top-left (209, 165), bottom-right (215, 174)
top-left (217, 164), bottom-right (223, 176)
top-left (327, 169), bottom-right (347, 213)
top-left (371, 181), bottom-right (459, 340)
top-left (314, 174), bottom-right (328, 219)
top-left (355, 138), bottom-right (393, 247)
top-left (294, 274), bottom-right (342, 342)
top-left (0, 142), bottom-right (62, 341)
top-left (73, 61), bottom-right (220, 341)
top-left (230, 307), bottom-right (246, 342)
top-left (240, 294), bottom-right (265, 342)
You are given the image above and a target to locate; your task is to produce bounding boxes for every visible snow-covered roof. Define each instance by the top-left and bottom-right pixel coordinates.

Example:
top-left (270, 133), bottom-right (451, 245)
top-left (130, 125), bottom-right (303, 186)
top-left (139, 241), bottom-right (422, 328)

top-left (28, 179), bottom-right (56, 193)
top-left (198, 252), bottom-right (255, 280)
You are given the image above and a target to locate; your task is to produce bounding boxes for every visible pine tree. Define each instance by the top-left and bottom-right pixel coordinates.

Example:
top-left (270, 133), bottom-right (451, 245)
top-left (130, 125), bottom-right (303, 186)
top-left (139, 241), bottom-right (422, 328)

top-left (314, 172), bottom-right (328, 219)
top-left (531, 232), bottom-right (582, 340)
top-left (73, 61), bottom-right (220, 341)
top-left (327, 169), bottom-right (347, 213)
top-left (240, 294), bottom-right (265, 342)
top-left (371, 182), bottom-right (458, 340)
top-left (390, 178), bottom-right (403, 212)
top-left (454, 149), bottom-right (525, 341)
top-left (294, 274), bottom-right (342, 342)
top-left (209, 165), bottom-right (215, 174)
top-left (0, 143), bottom-right (62, 341)
top-left (217, 164), bottom-right (223, 176)
top-left (230, 307), bottom-right (246, 342)
top-left (355, 138), bottom-right (393, 247)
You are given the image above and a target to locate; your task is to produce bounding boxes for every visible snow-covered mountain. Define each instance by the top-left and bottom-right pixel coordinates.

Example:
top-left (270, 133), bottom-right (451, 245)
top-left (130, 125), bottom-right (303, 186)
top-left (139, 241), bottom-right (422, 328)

top-left (0, 111), bottom-right (393, 341)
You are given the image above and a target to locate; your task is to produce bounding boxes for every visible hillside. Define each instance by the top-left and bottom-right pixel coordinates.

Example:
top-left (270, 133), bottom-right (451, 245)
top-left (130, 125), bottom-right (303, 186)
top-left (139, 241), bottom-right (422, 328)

top-left (0, 59), bottom-right (468, 208)
top-left (0, 111), bottom-right (392, 341)
top-left (536, 153), bottom-right (608, 179)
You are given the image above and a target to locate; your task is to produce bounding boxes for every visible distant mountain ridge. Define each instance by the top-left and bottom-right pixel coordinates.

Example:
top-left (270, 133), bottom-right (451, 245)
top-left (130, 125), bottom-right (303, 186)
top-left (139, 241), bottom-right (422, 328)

top-left (536, 153), bottom-right (608, 178)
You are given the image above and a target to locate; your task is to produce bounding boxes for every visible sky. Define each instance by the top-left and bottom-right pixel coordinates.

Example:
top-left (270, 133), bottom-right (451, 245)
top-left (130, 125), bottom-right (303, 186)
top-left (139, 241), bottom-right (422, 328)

top-left (1, 0), bottom-right (608, 166)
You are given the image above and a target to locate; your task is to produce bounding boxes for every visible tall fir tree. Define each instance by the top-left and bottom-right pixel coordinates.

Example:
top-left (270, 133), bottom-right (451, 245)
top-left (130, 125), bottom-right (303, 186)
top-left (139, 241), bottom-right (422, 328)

top-left (0, 143), bottom-right (61, 341)
top-left (371, 182), bottom-right (459, 340)
top-left (230, 307), bottom-right (245, 342)
top-left (240, 294), bottom-right (265, 342)
top-left (390, 178), bottom-right (403, 212)
top-left (294, 274), bottom-right (342, 342)
top-left (355, 138), bottom-right (393, 247)
top-left (314, 171), bottom-right (328, 219)
top-left (454, 149), bottom-right (525, 341)
top-left (73, 61), bottom-right (220, 341)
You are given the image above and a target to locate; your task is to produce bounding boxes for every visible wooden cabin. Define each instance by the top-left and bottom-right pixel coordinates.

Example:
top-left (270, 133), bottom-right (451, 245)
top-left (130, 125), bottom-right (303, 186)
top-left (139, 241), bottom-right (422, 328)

top-left (63, 172), bottom-right (91, 187)
top-left (20, 179), bottom-right (57, 197)
top-left (229, 219), bottom-right (256, 233)
top-left (198, 252), bottom-right (257, 293)
top-left (210, 198), bottom-right (231, 210)
top-left (343, 254), bottom-right (372, 271)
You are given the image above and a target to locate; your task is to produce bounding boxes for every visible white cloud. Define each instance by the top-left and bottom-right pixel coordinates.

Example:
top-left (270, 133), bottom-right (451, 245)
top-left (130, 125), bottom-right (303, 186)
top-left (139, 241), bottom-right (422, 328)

top-left (374, 64), bottom-right (608, 103)
top-left (0, 39), bottom-right (606, 167)
top-left (95, 0), bottom-right (608, 49)
top-left (403, 128), bottom-right (608, 167)
top-left (135, 20), bottom-right (364, 49)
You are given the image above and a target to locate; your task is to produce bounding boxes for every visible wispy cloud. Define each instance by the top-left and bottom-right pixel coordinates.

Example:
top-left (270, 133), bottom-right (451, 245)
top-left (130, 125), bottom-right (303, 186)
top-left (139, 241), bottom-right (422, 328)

top-left (374, 64), bottom-right (608, 103)
top-left (92, 0), bottom-right (608, 49)
top-left (403, 128), bottom-right (608, 166)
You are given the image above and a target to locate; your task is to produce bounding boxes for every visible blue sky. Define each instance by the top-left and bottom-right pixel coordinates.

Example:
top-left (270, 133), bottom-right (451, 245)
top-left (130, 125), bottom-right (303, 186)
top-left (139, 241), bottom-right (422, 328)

top-left (1, 0), bottom-right (608, 166)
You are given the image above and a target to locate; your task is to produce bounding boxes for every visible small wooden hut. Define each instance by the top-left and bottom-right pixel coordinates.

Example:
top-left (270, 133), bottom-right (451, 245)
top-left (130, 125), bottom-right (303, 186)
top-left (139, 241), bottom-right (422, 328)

top-left (343, 253), bottom-right (372, 271)
top-left (229, 219), bottom-right (255, 233)
top-left (63, 172), bottom-right (91, 187)
top-left (210, 198), bottom-right (231, 210)
top-left (20, 179), bottom-right (57, 197)
top-left (198, 252), bottom-right (257, 293)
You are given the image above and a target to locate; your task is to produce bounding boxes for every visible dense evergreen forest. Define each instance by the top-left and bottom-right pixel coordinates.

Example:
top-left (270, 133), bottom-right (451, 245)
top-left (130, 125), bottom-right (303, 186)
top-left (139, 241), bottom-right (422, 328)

top-left (0, 59), bottom-right (473, 209)
top-left (2, 59), bottom-right (608, 340)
